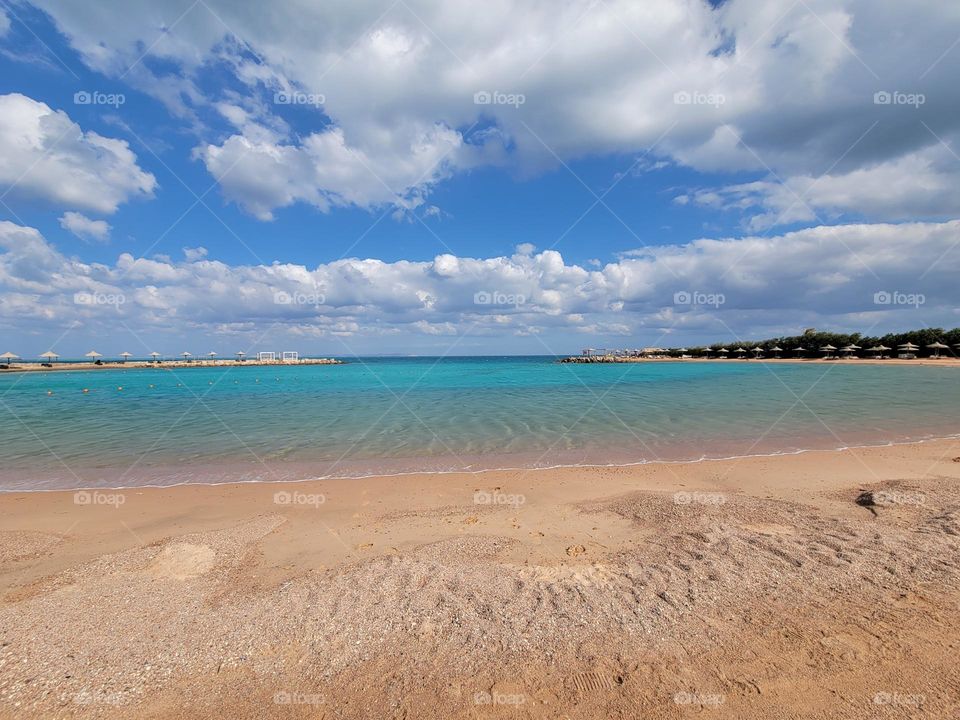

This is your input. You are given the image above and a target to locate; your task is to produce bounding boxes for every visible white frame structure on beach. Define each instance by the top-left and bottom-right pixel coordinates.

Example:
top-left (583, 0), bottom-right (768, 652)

top-left (281, 351), bottom-right (299, 362)
top-left (257, 351), bottom-right (276, 362)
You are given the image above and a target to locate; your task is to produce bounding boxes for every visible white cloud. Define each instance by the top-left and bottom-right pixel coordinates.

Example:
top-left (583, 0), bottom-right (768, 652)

top-left (0, 8), bottom-right (10, 37)
top-left (28, 0), bottom-right (960, 223)
top-left (58, 211), bottom-right (111, 242)
top-left (1, 219), bottom-right (957, 351)
top-left (0, 93), bottom-right (157, 213)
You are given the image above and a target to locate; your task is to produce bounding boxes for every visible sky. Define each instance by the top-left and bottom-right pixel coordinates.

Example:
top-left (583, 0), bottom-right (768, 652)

top-left (0, 0), bottom-right (958, 357)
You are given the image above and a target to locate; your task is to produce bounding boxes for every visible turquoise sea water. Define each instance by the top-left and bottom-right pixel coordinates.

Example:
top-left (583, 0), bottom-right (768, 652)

top-left (1, 357), bottom-right (959, 491)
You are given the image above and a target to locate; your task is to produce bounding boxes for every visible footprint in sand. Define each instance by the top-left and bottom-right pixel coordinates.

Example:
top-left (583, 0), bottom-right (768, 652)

top-left (566, 544), bottom-right (587, 557)
top-left (148, 543), bottom-right (216, 580)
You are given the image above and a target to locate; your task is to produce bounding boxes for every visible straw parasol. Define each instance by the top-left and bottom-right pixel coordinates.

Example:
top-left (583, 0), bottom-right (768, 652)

top-left (119, 352), bottom-right (133, 363)
top-left (927, 342), bottom-right (950, 358)
top-left (1, 351), bottom-right (19, 365)
top-left (794, 346), bottom-right (807, 357)
top-left (770, 345), bottom-right (783, 358)
top-left (207, 352), bottom-right (218, 364)
top-left (820, 345), bottom-right (837, 356)
top-left (236, 351), bottom-right (246, 362)
top-left (181, 352), bottom-right (193, 362)
top-left (85, 351), bottom-right (103, 362)
top-left (39, 351), bottom-right (59, 362)
top-left (751, 346), bottom-right (764, 357)
top-left (150, 352), bottom-right (161, 362)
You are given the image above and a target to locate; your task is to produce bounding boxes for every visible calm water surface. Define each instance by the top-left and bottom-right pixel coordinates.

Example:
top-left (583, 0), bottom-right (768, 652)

top-left (1, 357), bottom-right (959, 490)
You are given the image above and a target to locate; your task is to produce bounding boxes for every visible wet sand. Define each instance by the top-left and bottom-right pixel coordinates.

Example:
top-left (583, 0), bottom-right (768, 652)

top-left (1, 440), bottom-right (959, 718)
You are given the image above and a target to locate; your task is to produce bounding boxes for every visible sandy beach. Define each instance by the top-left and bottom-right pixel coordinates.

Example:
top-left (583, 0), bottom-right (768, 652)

top-left (1, 440), bottom-right (959, 718)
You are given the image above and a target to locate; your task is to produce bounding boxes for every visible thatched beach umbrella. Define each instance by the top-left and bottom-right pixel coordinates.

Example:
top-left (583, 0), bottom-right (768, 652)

top-left (897, 343), bottom-right (919, 358)
top-left (751, 346), bottom-right (764, 358)
top-left (820, 345), bottom-right (837, 357)
top-left (85, 351), bottom-right (103, 363)
top-left (119, 352), bottom-right (133, 363)
top-left (39, 351), bottom-right (59, 363)
top-left (207, 352), bottom-right (218, 364)
top-left (150, 352), bottom-right (161, 363)
top-left (181, 352), bottom-right (193, 363)
top-left (717, 348), bottom-right (729, 357)
top-left (733, 347), bottom-right (746, 358)
top-left (927, 342), bottom-right (950, 358)
top-left (770, 345), bottom-right (784, 358)
top-left (236, 351), bottom-right (247, 362)
top-left (1, 351), bottom-right (19, 366)
top-left (794, 346), bottom-right (807, 357)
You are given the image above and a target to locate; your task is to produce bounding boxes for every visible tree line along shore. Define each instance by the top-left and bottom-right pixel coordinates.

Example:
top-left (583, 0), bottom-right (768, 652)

top-left (563, 327), bottom-right (960, 362)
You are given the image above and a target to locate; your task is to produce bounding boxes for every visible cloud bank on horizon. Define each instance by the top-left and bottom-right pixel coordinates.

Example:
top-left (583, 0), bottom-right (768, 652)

top-left (0, 0), bottom-right (958, 354)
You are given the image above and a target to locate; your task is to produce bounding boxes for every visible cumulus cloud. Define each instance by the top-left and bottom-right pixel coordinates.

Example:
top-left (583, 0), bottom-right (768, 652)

top-left (0, 93), bottom-right (157, 213)
top-left (58, 211), bottom-right (111, 242)
top-left (1, 219), bottom-right (958, 351)
top-left (27, 0), bottom-right (960, 223)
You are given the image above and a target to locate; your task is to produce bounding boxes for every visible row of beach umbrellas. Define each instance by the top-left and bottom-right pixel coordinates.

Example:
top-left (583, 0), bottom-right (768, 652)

top-left (0, 351), bottom-right (253, 364)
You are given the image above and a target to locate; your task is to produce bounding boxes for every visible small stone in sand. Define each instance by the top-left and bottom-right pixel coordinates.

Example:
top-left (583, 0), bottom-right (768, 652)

top-left (566, 544), bottom-right (587, 557)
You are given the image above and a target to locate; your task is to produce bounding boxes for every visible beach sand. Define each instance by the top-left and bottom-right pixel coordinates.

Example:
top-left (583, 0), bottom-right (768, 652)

top-left (1, 440), bottom-right (959, 718)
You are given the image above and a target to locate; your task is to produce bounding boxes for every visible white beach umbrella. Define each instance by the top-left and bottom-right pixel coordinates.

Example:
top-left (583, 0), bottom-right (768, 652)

top-left (236, 351), bottom-right (247, 362)
top-left (39, 351), bottom-right (59, 361)
top-left (119, 352), bottom-right (133, 363)
top-left (85, 351), bottom-right (103, 360)
top-left (1, 351), bottom-right (19, 365)
top-left (927, 342), bottom-right (950, 358)
top-left (181, 352), bottom-right (192, 360)
top-left (150, 352), bottom-right (161, 362)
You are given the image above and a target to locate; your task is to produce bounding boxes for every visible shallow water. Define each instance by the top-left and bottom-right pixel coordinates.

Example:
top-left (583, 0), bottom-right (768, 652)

top-left (1, 357), bottom-right (959, 491)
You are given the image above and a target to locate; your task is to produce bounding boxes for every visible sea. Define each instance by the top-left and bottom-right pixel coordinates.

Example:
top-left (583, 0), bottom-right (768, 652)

top-left (1, 356), bottom-right (959, 491)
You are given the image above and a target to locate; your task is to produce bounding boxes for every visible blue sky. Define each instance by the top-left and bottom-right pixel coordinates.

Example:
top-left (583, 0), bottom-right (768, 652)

top-left (0, 0), bottom-right (958, 356)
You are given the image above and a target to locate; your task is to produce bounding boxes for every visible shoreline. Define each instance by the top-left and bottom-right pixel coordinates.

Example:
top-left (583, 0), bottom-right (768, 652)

top-left (2, 438), bottom-right (959, 718)
top-left (0, 357), bottom-right (343, 373)
top-left (6, 431), bottom-right (960, 495)
top-left (560, 355), bottom-right (960, 366)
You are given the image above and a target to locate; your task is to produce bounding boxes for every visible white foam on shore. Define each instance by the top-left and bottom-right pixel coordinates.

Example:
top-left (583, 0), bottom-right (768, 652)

top-left (7, 431), bottom-right (960, 494)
